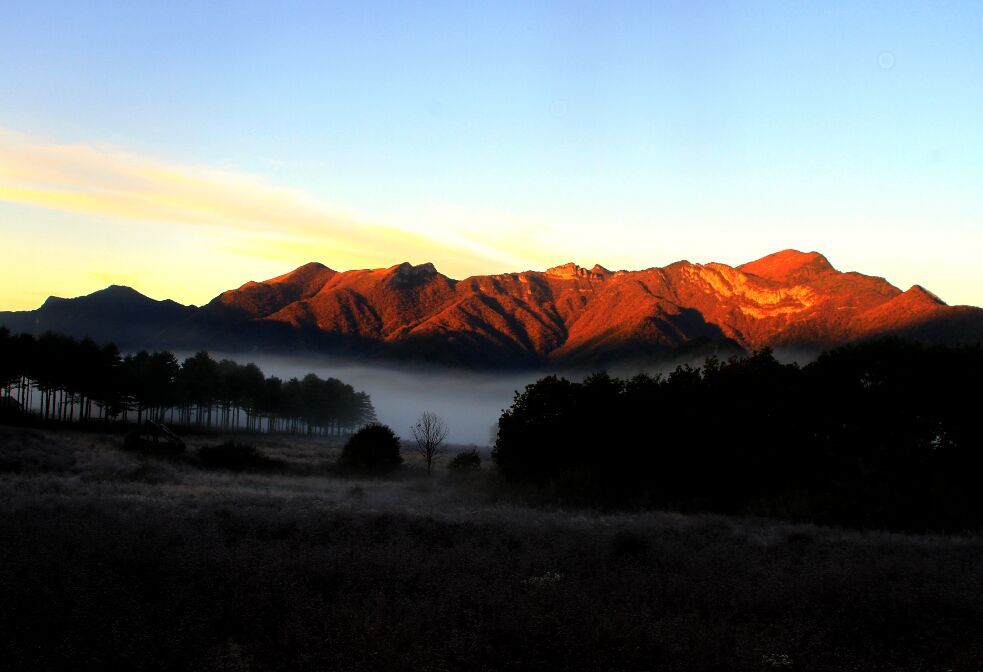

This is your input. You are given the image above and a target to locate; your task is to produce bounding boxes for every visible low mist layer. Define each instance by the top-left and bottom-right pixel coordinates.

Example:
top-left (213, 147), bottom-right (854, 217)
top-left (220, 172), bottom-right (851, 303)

top-left (197, 354), bottom-right (541, 445)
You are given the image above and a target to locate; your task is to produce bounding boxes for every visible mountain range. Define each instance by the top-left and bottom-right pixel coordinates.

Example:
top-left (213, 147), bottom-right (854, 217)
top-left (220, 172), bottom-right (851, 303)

top-left (3, 249), bottom-right (981, 369)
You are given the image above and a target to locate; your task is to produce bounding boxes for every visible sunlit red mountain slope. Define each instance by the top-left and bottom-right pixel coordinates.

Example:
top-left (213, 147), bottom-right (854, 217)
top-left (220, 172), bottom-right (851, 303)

top-left (2, 249), bottom-right (980, 367)
top-left (204, 249), bottom-right (983, 365)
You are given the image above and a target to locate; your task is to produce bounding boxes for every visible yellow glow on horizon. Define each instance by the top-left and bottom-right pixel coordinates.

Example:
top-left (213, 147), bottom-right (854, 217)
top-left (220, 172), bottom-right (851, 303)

top-left (1, 127), bottom-right (981, 312)
top-left (0, 127), bottom-right (558, 309)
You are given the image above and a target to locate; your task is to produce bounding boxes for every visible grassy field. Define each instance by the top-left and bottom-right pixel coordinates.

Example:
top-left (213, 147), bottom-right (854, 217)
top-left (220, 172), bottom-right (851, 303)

top-left (1, 425), bottom-right (982, 671)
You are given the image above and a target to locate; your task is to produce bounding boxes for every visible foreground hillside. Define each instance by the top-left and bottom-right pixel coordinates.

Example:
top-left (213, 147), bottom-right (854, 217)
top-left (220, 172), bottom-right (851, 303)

top-left (2, 249), bottom-right (982, 367)
top-left (1, 427), bottom-right (981, 671)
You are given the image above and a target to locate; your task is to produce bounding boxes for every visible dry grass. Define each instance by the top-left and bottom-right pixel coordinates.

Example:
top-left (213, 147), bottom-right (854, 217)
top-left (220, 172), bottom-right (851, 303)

top-left (1, 426), bottom-right (982, 671)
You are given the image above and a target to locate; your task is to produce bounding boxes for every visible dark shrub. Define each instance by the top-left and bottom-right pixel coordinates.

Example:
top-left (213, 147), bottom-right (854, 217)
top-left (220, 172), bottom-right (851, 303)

top-left (197, 441), bottom-right (278, 472)
top-left (338, 424), bottom-right (402, 472)
top-left (0, 396), bottom-right (26, 423)
top-left (123, 421), bottom-right (186, 456)
top-left (609, 530), bottom-right (650, 563)
top-left (447, 448), bottom-right (482, 472)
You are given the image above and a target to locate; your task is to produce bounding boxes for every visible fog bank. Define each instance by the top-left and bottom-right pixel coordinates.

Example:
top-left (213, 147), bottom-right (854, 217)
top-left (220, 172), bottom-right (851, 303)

top-left (173, 349), bottom-right (742, 445)
top-left (194, 354), bottom-right (540, 446)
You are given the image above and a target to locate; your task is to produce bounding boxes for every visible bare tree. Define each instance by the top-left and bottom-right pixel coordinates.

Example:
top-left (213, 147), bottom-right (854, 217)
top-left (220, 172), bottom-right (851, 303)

top-left (411, 411), bottom-right (449, 474)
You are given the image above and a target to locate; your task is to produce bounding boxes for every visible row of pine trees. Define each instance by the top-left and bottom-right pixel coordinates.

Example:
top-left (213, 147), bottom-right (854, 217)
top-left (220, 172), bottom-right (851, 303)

top-left (0, 329), bottom-right (376, 436)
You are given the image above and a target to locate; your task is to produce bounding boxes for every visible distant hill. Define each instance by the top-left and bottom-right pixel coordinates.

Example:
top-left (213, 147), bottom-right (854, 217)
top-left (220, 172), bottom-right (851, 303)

top-left (0, 285), bottom-right (192, 350)
top-left (3, 250), bottom-right (982, 368)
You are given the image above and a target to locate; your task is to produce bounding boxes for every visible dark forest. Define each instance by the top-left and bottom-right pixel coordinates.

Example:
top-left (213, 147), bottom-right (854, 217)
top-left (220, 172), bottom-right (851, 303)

top-left (0, 328), bottom-right (376, 436)
top-left (494, 339), bottom-right (983, 531)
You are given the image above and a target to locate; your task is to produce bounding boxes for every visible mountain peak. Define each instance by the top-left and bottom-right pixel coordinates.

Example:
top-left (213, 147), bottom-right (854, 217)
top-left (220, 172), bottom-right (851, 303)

top-left (102, 284), bottom-right (141, 294)
top-left (49, 285), bottom-right (150, 305)
top-left (738, 249), bottom-right (835, 282)
top-left (546, 262), bottom-right (609, 280)
top-left (904, 284), bottom-right (946, 306)
top-left (384, 261), bottom-right (441, 287)
top-left (35, 284), bottom-right (165, 315)
top-left (209, 262), bottom-right (337, 317)
top-left (388, 261), bottom-right (438, 276)
top-left (267, 261), bottom-right (334, 285)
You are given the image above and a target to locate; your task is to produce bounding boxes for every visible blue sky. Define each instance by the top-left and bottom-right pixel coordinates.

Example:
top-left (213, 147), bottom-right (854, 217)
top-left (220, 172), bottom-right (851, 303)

top-left (1, 0), bottom-right (981, 308)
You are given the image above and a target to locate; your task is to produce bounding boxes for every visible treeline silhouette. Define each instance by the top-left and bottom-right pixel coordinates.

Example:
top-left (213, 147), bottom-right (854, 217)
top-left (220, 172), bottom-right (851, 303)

top-left (0, 329), bottom-right (376, 436)
top-left (494, 339), bottom-right (983, 531)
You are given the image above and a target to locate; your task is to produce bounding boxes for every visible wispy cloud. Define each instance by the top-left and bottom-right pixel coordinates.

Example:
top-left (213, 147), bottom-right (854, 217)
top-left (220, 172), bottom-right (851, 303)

top-left (0, 127), bottom-right (538, 278)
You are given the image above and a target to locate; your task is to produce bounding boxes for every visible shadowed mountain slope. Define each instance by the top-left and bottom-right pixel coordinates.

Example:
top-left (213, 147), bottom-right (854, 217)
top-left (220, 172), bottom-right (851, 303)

top-left (0, 285), bottom-right (193, 350)
top-left (3, 250), bottom-right (981, 368)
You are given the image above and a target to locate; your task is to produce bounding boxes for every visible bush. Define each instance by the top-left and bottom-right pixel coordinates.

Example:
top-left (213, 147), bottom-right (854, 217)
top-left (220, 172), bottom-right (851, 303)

top-left (447, 448), bottom-right (482, 472)
top-left (197, 441), bottom-right (278, 472)
top-left (338, 424), bottom-right (402, 472)
top-left (608, 530), bottom-right (650, 563)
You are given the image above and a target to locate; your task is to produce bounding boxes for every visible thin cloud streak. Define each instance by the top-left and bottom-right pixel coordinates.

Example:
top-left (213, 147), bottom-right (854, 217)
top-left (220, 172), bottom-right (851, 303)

top-left (0, 128), bottom-right (543, 280)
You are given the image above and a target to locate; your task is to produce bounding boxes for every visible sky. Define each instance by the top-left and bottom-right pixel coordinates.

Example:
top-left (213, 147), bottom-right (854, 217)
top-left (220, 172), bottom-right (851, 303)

top-left (1, 0), bottom-right (981, 310)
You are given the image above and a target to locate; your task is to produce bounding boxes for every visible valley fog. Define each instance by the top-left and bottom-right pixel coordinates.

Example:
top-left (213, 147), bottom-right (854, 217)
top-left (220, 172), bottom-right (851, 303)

top-left (172, 351), bottom-right (750, 445)
top-left (195, 354), bottom-right (543, 446)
